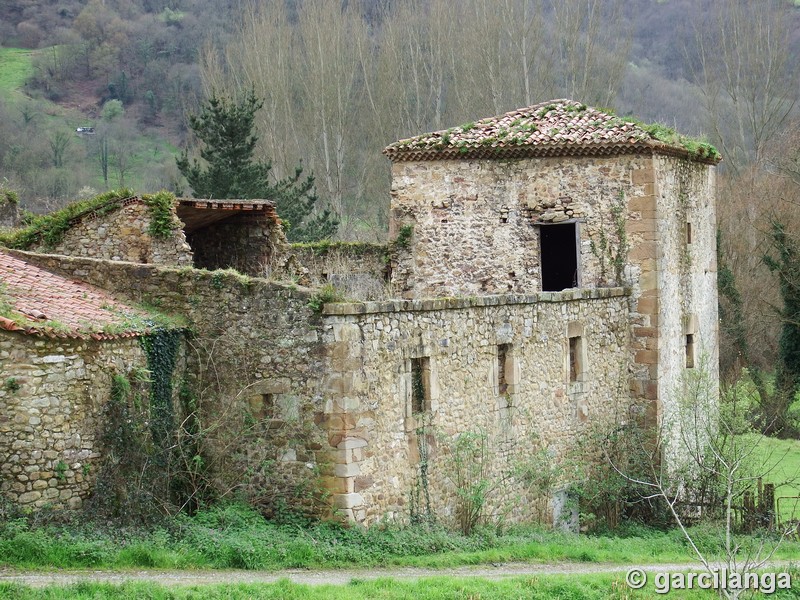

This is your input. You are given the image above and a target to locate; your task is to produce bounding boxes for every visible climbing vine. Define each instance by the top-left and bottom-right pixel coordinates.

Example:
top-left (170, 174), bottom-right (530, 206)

top-left (410, 415), bottom-right (434, 525)
top-left (141, 329), bottom-right (181, 465)
top-left (590, 191), bottom-right (629, 286)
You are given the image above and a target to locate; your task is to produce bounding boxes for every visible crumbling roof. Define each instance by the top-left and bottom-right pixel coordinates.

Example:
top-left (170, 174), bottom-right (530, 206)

top-left (383, 99), bottom-right (721, 164)
top-left (0, 251), bottom-right (157, 340)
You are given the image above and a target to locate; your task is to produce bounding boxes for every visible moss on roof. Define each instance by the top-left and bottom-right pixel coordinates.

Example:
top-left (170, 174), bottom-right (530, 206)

top-left (384, 99), bottom-right (720, 164)
top-left (0, 189), bottom-right (180, 251)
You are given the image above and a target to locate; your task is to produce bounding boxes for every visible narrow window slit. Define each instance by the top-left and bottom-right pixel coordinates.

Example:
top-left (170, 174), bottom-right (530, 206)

top-left (411, 357), bottom-right (431, 414)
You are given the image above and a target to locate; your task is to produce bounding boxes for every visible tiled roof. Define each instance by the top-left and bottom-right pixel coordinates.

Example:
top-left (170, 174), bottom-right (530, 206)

top-left (0, 251), bottom-right (152, 340)
top-left (383, 99), bottom-right (720, 164)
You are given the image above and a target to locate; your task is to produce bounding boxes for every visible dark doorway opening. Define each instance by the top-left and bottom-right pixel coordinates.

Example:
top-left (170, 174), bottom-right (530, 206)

top-left (540, 222), bottom-right (579, 291)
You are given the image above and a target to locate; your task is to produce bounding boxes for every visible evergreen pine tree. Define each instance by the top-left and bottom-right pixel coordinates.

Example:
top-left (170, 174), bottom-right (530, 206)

top-left (176, 90), bottom-right (337, 241)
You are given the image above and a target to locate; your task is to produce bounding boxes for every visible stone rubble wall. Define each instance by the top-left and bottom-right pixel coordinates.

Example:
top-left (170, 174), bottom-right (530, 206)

top-left (188, 213), bottom-right (288, 277)
top-left (289, 242), bottom-right (390, 301)
top-left (29, 201), bottom-right (193, 266)
top-left (6, 250), bottom-right (330, 514)
top-left (0, 200), bottom-right (18, 229)
top-left (320, 288), bottom-right (631, 526)
top-left (0, 332), bottom-right (148, 510)
top-left (389, 155), bottom-right (653, 298)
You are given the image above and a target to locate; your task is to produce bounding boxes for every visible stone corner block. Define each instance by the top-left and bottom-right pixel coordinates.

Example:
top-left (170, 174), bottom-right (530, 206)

top-left (333, 492), bottom-right (364, 509)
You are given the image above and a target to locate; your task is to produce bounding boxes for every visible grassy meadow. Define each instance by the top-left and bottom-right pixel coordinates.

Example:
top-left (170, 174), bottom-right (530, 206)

top-left (0, 47), bottom-right (34, 100)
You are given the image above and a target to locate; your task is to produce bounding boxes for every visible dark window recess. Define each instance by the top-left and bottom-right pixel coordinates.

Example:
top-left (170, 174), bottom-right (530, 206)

top-left (687, 222), bottom-right (692, 244)
top-left (540, 222), bottom-right (579, 291)
top-left (686, 334), bottom-right (695, 369)
top-left (263, 393), bottom-right (275, 416)
top-left (411, 357), bottom-right (430, 414)
top-left (498, 344), bottom-right (510, 394)
top-left (569, 337), bottom-right (580, 382)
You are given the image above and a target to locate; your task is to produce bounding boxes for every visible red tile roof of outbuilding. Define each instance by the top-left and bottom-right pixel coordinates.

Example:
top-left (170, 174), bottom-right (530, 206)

top-left (0, 251), bottom-right (151, 340)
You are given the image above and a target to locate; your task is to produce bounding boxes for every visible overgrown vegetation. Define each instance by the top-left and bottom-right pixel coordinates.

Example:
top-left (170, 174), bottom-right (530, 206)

top-left (617, 117), bottom-right (721, 161)
top-left (307, 283), bottom-right (345, 313)
top-left (3, 500), bottom-right (800, 573)
top-left (141, 191), bottom-right (178, 239)
top-left (762, 220), bottom-right (800, 437)
top-left (290, 240), bottom-right (387, 258)
top-left (0, 189), bottom-right (134, 249)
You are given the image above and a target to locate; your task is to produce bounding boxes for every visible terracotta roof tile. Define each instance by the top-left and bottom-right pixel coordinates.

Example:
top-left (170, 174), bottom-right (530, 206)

top-left (0, 251), bottom-right (153, 340)
top-left (384, 99), bottom-right (720, 164)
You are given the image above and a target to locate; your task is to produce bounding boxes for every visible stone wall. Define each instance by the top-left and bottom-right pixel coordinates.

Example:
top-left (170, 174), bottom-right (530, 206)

top-left (188, 213), bottom-right (288, 277)
top-left (7, 250), bottom-right (330, 514)
top-left (290, 242), bottom-right (390, 301)
top-left (652, 156), bottom-right (718, 457)
top-left (320, 288), bottom-right (631, 526)
top-left (29, 200), bottom-right (193, 266)
top-left (389, 155), bottom-right (653, 298)
top-left (0, 199), bottom-right (18, 229)
top-left (0, 332), bottom-right (148, 509)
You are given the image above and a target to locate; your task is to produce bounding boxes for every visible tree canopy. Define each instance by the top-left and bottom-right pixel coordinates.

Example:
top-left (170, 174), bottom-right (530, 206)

top-left (176, 90), bottom-right (337, 242)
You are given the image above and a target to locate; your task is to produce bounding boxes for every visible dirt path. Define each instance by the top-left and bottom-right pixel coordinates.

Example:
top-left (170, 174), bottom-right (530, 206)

top-left (1, 562), bottom-right (777, 588)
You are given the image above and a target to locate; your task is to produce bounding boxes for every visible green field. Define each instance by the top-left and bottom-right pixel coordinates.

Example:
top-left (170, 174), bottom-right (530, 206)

top-left (0, 575), bottom-right (727, 600)
top-left (755, 435), bottom-right (800, 522)
top-left (0, 47), bottom-right (34, 98)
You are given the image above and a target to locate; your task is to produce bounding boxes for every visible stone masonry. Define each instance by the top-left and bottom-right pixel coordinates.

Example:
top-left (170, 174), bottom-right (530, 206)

top-left (0, 99), bottom-right (720, 527)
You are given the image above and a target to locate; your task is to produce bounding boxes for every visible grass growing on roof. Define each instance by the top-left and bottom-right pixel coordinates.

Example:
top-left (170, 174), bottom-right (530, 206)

top-left (0, 189), bottom-right (135, 250)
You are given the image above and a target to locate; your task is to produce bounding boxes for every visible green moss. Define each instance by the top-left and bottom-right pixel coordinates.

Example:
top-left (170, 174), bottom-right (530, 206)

top-left (307, 283), bottom-right (345, 312)
top-left (393, 224), bottom-right (414, 250)
top-left (3, 377), bottom-right (20, 393)
top-left (616, 116), bottom-right (721, 161)
top-left (0, 189), bottom-right (181, 249)
top-left (0, 189), bottom-right (135, 250)
top-left (0, 188), bottom-right (18, 205)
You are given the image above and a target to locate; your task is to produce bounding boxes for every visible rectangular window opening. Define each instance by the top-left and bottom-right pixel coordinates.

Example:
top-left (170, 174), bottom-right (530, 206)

top-left (540, 222), bottom-right (580, 291)
top-left (569, 336), bottom-right (582, 383)
top-left (686, 222), bottom-right (692, 244)
top-left (686, 334), bottom-right (695, 369)
top-left (497, 344), bottom-right (510, 395)
top-left (411, 357), bottom-right (431, 414)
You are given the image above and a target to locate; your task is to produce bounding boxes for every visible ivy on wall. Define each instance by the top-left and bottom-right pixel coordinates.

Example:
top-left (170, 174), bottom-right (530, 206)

top-left (141, 329), bottom-right (182, 466)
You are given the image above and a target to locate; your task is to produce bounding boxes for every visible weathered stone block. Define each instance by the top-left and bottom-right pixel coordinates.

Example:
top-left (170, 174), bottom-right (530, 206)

top-left (333, 492), bottom-right (364, 509)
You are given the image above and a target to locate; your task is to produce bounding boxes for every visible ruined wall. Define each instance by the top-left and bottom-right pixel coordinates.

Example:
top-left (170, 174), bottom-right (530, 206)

top-left (0, 199), bottom-right (18, 229)
top-left (320, 289), bottom-right (631, 526)
top-left (7, 250), bottom-right (329, 514)
top-left (188, 214), bottom-right (287, 277)
top-left (390, 155), bottom-right (653, 298)
top-left (0, 332), bottom-right (147, 509)
top-left (29, 200), bottom-right (193, 266)
top-left (290, 242), bottom-right (390, 301)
